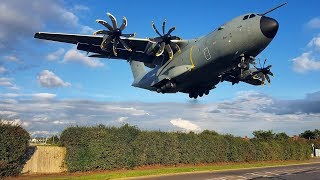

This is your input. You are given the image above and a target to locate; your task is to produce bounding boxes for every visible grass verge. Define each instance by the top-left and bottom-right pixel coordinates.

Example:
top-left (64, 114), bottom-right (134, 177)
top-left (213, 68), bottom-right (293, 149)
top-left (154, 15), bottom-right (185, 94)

top-left (18, 160), bottom-right (316, 180)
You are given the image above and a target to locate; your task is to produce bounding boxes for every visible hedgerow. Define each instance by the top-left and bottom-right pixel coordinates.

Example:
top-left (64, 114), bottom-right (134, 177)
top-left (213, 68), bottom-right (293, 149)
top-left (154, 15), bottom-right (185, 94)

top-left (0, 121), bottom-right (30, 178)
top-left (60, 125), bottom-right (312, 172)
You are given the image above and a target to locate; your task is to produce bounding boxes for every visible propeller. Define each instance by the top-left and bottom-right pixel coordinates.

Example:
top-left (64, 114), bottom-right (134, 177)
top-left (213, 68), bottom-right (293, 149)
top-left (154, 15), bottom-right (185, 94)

top-left (252, 59), bottom-right (274, 85)
top-left (94, 12), bottom-right (136, 56)
top-left (146, 19), bottom-right (181, 60)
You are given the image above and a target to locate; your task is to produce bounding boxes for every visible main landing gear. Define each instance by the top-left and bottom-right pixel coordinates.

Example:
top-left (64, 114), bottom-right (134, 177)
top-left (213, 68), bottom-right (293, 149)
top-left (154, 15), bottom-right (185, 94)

top-left (188, 88), bottom-right (211, 99)
top-left (156, 81), bottom-right (177, 94)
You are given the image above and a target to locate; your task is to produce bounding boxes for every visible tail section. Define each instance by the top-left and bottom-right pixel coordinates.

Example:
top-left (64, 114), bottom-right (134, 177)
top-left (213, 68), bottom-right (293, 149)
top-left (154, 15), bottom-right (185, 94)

top-left (129, 60), bottom-right (146, 81)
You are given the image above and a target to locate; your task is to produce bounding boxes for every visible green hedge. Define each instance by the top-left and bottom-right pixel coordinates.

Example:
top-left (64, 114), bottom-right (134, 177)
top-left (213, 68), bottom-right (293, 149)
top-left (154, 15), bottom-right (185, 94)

top-left (60, 125), bottom-right (312, 172)
top-left (0, 121), bottom-right (30, 178)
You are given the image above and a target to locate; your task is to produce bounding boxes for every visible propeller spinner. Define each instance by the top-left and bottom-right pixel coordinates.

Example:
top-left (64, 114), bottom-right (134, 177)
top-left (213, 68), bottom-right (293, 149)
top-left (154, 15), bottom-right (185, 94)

top-left (94, 13), bottom-right (136, 56)
top-left (146, 19), bottom-right (181, 60)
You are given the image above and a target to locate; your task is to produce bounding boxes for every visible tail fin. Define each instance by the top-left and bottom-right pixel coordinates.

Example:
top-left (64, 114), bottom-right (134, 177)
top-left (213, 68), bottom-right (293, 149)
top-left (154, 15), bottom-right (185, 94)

top-left (129, 60), bottom-right (146, 81)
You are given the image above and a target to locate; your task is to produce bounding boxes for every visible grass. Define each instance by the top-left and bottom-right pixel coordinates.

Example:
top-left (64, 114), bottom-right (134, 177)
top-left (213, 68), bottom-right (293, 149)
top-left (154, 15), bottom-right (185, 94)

top-left (19, 160), bottom-right (315, 180)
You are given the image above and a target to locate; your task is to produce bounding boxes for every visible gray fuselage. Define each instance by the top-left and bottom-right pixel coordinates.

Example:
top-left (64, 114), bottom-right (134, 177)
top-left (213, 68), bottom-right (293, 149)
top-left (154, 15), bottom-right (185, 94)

top-left (133, 13), bottom-right (276, 94)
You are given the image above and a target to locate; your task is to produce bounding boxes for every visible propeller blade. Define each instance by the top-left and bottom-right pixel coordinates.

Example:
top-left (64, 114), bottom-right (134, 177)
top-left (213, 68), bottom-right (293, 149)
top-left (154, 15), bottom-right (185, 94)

top-left (100, 36), bottom-right (113, 50)
top-left (96, 20), bottom-right (113, 31)
top-left (170, 36), bottom-right (182, 40)
top-left (151, 37), bottom-right (163, 43)
top-left (152, 21), bottom-right (162, 36)
top-left (122, 33), bottom-right (136, 38)
top-left (165, 44), bottom-right (173, 60)
top-left (93, 30), bottom-right (110, 36)
top-left (266, 65), bottom-right (272, 69)
top-left (258, 58), bottom-right (262, 68)
top-left (261, 74), bottom-right (265, 83)
top-left (156, 42), bottom-right (165, 56)
top-left (119, 16), bottom-right (127, 31)
top-left (268, 71), bottom-right (274, 76)
top-left (173, 43), bottom-right (181, 53)
top-left (107, 12), bottom-right (118, 30)
top-left (162, 19), bottom-right (166, 34)
top-left (167, 27), bottom-right (176, 35)
top-left (145, 42), bottom-right (157, 55)
top-left (119, 39), bottom-right (132, 52)
top-left (266, 74), bottom-right (271, 84)
top-left (263, 59), bottom-right (267, 68)
top-left (89, 54), bottom-right (106, 58)
top-left (112, 39), bottom-right (119, 56)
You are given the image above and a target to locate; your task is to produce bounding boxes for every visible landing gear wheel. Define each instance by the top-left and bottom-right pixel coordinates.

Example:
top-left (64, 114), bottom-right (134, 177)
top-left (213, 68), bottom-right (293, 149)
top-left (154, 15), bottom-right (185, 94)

top-left (204, 89), bottom-right (209, 95)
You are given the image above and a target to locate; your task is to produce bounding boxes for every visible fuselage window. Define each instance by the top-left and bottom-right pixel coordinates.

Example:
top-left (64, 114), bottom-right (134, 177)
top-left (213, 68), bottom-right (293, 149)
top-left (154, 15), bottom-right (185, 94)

top-left (243, 15), bottom-right (249, 20)
top-left (249, 14), bottom-right (256, 18)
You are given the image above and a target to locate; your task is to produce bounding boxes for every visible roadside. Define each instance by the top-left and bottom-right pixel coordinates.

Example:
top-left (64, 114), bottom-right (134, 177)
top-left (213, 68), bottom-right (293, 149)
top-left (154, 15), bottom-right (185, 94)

top-left (7, 158), bottom-right (320, 180)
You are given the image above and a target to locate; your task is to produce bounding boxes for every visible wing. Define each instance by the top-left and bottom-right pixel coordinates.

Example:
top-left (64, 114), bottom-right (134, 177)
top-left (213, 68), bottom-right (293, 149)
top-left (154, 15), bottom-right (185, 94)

top-left (34, 32), bottom-right (153, 62)
top-left (34, 32), bottom-right (103, 45)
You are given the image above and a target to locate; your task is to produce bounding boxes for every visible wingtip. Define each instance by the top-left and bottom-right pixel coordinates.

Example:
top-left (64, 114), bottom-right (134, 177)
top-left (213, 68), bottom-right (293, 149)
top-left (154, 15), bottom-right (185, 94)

top-left (34, 32), bottom-right (41, 38)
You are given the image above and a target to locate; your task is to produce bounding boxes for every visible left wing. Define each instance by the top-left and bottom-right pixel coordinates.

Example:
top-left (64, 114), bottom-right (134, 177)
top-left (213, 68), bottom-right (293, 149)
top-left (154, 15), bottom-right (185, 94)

top-left (34, 32), bottom-right (103, 45)
top-left (34, 32), bottom-right (152, 61)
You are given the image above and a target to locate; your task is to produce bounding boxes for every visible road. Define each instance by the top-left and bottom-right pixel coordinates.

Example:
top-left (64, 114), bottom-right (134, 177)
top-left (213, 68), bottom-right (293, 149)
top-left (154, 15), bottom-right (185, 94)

top-left (135, 161), bottom-right (320, 180)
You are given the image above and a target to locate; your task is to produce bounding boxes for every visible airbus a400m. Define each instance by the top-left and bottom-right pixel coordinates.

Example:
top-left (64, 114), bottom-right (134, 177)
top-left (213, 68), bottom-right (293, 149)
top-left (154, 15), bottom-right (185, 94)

top-left (34, 3), bottom-right (286, 99)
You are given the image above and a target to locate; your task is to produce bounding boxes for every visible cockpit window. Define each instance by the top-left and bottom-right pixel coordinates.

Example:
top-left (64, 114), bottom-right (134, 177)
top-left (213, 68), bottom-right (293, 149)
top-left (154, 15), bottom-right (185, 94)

top-left (249, 14), bottom-right (256, 18)
top-left (243, 15), bottom-right (249, 20)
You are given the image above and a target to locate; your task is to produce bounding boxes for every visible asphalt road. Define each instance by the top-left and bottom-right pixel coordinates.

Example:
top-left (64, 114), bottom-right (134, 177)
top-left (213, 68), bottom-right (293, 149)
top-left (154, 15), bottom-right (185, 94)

top-left (135, 161), bottom-right (320, 180)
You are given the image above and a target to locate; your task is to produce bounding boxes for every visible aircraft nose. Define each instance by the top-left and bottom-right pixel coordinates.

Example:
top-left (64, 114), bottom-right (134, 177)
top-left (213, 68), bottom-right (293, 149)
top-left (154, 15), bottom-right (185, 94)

top-left (260, 16), bottom-right (279, 38)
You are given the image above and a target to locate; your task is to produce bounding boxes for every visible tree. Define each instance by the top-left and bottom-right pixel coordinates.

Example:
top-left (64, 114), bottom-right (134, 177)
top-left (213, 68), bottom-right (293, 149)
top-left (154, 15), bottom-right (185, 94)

top-left (275, 132), bottom-right (289, 140)
top-left (299, 130), bottom-right (316, 140)
top-left (252, 130), bottom-right (275, 140)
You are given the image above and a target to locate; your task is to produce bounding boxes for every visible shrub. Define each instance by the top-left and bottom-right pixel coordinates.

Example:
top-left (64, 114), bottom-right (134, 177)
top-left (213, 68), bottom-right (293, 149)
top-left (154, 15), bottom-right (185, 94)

top-left (60, 125), bottom-right (312, 172)
top-left (0, 121), bottom-right (30, 178)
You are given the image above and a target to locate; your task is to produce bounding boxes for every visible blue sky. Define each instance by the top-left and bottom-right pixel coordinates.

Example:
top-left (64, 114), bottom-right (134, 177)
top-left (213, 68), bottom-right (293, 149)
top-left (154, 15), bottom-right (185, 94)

top-left (0, 0), bottom-right (320, 137)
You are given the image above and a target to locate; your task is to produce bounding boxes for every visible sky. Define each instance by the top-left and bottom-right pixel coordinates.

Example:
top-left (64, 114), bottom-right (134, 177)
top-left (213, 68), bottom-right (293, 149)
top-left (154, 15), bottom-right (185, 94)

top-left (0, 0), bottom-right (320, 137)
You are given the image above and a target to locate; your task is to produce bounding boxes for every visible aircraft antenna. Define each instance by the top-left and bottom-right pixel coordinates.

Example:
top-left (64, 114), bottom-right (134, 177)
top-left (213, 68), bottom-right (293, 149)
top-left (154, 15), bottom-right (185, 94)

top-left (259, 2), bottom-right (287, 16)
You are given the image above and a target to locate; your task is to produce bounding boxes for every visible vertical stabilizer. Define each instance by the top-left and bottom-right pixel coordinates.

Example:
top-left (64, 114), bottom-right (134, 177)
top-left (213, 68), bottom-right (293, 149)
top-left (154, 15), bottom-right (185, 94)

top-left (129, 60), bottom-right (146, 81)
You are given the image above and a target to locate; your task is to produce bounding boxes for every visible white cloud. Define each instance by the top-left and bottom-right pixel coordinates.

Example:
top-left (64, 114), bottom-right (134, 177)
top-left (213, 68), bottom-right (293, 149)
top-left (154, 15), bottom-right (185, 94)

top-left (170, 118), bottom-right (201, 132)
top-left (63, 49), bottom-right (104, 68)
top-left (293, 34), bottom-right (320, 73)
top-left (3, 55), bottom-right (20, 62)
top-left (0, 78), bottom-right (12, 86)
top-left (307, 17), bottom-right (320, 29)
top-left (0, 77), bottom-right (19, 90)
top-left (73, 5), bottom-right (89, 11)
top-left (105, 106), bottom-right (150, 116)
top-left (292, 52), bottom-right (320, 73)
top-left (80, 26), bottom-right (95, 34)
top-left (46, 48), bottom-right (65, 61)
top-left (0, 0), bottom-right (79, 49)
top-left (308, 36), bottom-right (320, 49)
top-left (37, 70), bottom-right (71, 88)
top-left (30, 131), bottom-right (52, 136)
top-left (0, 66), bottom-right (7, 73)
top-left (0, 110), bottom-right (18, 118)
top-left (116, 116), bottom-right (128, 123)
top-left (1, 91), bottom-right (319, 137)
top-left (32, 93), bottom-right (56, 100)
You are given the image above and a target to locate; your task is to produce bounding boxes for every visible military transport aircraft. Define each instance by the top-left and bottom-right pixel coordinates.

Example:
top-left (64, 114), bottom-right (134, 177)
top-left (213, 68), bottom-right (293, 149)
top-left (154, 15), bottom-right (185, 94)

top-left (34, 3), bottom-right (286, 99)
